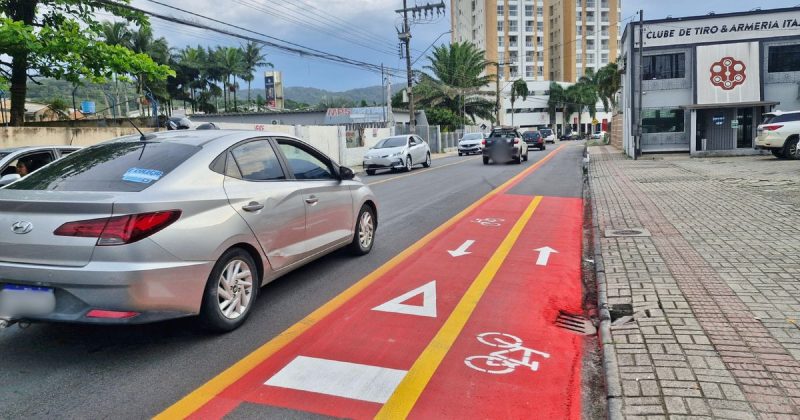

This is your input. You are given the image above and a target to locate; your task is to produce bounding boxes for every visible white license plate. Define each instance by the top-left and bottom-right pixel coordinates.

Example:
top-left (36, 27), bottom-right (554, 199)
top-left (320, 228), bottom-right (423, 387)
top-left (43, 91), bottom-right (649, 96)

top-left (0, 285), bottom-right (56, 318)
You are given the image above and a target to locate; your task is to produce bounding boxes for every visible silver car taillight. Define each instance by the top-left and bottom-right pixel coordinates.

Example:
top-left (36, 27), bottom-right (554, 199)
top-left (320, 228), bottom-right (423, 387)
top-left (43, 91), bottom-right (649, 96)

top-left (53, 210), bottom-right (182, 246)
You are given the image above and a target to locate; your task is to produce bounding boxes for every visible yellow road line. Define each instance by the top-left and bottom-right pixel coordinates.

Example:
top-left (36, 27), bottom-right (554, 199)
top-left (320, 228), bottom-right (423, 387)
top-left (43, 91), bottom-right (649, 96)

top-left (375, 195), bottom-right (543, 419)
top-left (155, 144), bottom-right (566, 419)
top-left (366, 156), bottom-right (479, 186)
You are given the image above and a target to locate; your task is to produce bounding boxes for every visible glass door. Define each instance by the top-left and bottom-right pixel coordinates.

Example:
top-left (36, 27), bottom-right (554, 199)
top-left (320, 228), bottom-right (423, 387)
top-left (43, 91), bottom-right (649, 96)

top-left (736, 107), bottom-right (754, 148)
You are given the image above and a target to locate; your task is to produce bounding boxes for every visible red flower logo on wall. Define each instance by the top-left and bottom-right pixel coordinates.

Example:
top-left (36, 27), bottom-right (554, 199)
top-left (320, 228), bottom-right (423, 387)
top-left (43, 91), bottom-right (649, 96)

top-left (710, 57), bottom-right (746, 90)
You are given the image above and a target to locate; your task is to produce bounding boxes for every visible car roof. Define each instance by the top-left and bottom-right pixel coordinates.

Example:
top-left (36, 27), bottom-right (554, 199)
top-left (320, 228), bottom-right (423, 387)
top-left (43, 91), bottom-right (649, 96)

top-left (110, 129), bottom-right (298, 147)
top-left (765, 110), bottom-right (800, 116)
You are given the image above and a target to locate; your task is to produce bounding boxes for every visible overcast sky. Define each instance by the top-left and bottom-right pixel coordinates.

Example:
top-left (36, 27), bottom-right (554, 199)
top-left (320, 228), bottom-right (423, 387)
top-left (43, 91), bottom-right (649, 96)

top-left (132, 0), bottom-right (800, 91)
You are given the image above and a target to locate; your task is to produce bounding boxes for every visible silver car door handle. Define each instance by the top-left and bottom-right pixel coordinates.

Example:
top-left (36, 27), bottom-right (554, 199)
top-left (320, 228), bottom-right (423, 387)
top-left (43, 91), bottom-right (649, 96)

top-left (242, 201), bottom-right (264, 212)
top-left (305, 196), bottom-right (319, 205)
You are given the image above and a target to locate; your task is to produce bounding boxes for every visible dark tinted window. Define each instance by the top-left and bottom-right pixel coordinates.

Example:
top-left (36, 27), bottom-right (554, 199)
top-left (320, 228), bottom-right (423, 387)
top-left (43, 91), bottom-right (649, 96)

top-left (642, 108), bottom-right (685, 133)
top-left (768, 44), bottom-right (800, 73)
top-left (523, 132), bottom-right (541, 139)
top-left (763, 113), bottom-right (800, 124)
top-left (643, 53), bottom-right (685, 80)
top-left (229, 140), bottom-right (285, 181)
top-left (278, 142), bottom-right (334, 180)
top-left (0, 152), bottom-right (9, 159)
top-left (6, 142), bottom-right (200, 192)
top-left (539, 129), bottom-right (553, 136)
top-left (490, 129), bottom-right (519, 138)
top-left (375, 136), bottom-right (409, 148)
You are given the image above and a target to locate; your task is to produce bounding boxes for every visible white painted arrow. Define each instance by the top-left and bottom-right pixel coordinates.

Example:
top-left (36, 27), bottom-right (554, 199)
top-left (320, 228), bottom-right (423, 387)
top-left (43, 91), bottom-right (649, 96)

top-left (448, 240), bottom-right (475, 257)
top-left (534, 246), bottom-right (559, 266)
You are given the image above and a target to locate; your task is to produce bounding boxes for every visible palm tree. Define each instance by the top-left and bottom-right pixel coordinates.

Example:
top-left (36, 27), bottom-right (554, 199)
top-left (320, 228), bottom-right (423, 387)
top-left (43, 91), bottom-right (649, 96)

top-left (595, 62), bottom-right (621, 113)
top-left (509, 79), bottom-right (529, 127)
top-left (415, 42), bottom-right (496, 130)
top-left (215, 47), bottom-right (245, 112)
top-left (576, 69), bottom-right (599, 135)
top-left (100, 21), bottom-right (133, 116)
top-left (128, 26), bottom-right (170, 116)
top-left (241, 41), bottom-right (273, 105)
top-left (547, 82), bottom-right (564, 131)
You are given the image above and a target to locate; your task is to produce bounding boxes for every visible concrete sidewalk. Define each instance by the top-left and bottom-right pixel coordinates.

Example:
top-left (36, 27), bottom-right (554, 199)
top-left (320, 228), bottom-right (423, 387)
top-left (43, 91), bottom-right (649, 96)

top-left (588, 146), bottom-right (800, 419)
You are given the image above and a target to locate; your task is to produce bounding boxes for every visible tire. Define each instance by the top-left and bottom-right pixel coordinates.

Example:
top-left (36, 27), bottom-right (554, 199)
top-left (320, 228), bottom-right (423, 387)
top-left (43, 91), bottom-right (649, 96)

top-left (458, 152), bottom-right (463, 156)
top-left (784, 137), bottom-right (800, 160)
top-left (541, 145), bottom-right (546, 150)
top-left (514, 154), bottom-right (522, 164)
top-left (199, 248), bottom-right (259, 332)
top-left (483, 156), bottom-right (490, 165)
top-left (366, 169), bottom-right (376, 176)
top-left (772, 149), bottom-right (784, 159)
top-left (523, 152), bottom-right (528, 162)
top-left (422, 153), bottom-right (431, 168)
top-left (404, 155), bottom-right (413, 172)
top-left (349, 205), bottom-right (376, 255)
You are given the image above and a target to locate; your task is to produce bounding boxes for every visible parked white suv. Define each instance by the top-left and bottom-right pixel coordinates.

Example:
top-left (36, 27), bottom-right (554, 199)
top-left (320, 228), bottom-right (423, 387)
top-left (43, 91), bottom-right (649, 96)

top-left (756, 110), bottom-right (800, 159)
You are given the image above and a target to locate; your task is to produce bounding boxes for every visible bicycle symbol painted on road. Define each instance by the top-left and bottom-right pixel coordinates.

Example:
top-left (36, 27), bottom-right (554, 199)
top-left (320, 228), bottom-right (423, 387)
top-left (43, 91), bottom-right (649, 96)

top-left (464, 332), bottom-right (550, 375)
top-left (472, 218), bottom-right (505, 227)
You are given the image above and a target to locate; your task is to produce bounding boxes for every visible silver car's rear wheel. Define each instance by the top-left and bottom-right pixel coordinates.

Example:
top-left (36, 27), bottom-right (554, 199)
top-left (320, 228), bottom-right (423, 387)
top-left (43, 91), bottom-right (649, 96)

top-left (217, 259), bottom-right (254, 320)
top-left (199, 248), bottom-right (259, 332)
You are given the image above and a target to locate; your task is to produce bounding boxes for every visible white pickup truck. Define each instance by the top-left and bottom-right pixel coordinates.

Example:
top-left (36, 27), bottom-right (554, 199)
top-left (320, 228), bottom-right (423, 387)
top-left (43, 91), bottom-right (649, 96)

top-left (756, 110), bottom-right (800, 160)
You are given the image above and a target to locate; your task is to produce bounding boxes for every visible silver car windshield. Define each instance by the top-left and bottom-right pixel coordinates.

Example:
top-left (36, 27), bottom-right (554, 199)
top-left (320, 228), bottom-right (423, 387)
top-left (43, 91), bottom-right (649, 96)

top-left (374, 137), bottom-right (408, 148)
top-left (462, 133), bottom-right (483, 140)
top-left (6, 142), bottom-right (200, 192)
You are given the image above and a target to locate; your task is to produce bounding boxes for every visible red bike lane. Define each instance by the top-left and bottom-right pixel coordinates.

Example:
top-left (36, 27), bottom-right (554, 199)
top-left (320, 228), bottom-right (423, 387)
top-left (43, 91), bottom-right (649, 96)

top-left (187, 193), bottom-right (537, 419)
top-left (405, 196), bottom-right (584, 419)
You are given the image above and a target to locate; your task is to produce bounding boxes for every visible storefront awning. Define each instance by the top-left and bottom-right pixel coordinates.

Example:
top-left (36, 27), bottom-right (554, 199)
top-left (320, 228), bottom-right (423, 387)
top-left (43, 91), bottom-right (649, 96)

top-left (681, 101), bottom-right (779, 110)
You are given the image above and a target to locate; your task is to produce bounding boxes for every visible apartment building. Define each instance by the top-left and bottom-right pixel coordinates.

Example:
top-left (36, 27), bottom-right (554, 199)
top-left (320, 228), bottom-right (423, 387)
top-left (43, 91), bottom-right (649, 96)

top-left (450, 0), bottom-right (622, 83)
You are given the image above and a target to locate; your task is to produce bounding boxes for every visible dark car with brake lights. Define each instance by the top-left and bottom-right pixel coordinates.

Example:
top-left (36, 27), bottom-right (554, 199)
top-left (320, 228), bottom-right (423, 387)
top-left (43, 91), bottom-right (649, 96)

top-left (522, 131), bottom-right (545, 151)
top-left (482, 127), bottom-right (529, 165)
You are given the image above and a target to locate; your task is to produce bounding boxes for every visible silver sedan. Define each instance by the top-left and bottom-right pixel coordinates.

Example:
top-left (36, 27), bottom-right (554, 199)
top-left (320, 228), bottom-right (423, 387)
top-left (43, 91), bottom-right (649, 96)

top-left (0, 130), bottom-right (378, 332)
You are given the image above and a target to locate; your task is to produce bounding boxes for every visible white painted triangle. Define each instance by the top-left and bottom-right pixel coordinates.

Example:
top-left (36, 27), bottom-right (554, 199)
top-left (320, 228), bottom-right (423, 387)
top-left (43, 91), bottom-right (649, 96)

top-left (371, 281), bottom-right (437, 318)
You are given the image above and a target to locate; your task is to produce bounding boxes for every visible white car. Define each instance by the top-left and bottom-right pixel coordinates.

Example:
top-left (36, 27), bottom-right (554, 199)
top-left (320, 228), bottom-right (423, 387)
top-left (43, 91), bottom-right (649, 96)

top-left (458, 132), bottom-right (485, 156)
top-left (363, 135), bottom-right (431, 175)
top-left (756, 110), bottom-right (800, 159)
top-left (0, 146), bottom-right (81, 187)
top-left (591, 131), bottom-right (607, 140)
top-left (539, 128), bottom-right (556, 143)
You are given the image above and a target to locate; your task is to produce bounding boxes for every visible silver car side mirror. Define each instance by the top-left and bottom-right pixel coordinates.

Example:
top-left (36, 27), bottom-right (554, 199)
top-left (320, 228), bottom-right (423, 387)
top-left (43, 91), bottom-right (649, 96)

top-left (0, 173), bottom-right (21, 186)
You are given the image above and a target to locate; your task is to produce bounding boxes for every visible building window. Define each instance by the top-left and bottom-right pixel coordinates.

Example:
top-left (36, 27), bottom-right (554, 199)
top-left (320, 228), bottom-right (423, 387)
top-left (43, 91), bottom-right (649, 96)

top-left (497, 5), bottom-right (503, 15)
top-left (526, 21), bottom-right (534, 32)
top-left (509, 4), bottom-right (517, 16)
top-left (509, 35), bottom-right (518, 47)
top-left (768, 44), bottom-right (800, 73)
top-left (497, 20), bottom-right (504, 31)
top-left (537, 6), bottom-right (543, 16)
top-left (526, 66), bottom-right (534, 77)
top-left (525, 5), bottom-right (533, 16)
top-left (538, 66), bottom-right (544, 77)
top-left (509, 21), bottom-right (518, 32)
top-left (526, 36), bottom-right (533, 47)
top-left (601, 53), bottom-right (608, 63)
top-left (642, 108), bottom-right (685, 133)
top-left (526, 51), bottom-right (534, 61)
top-left (642, 53), bottom-right (686, 80)
top-left (498, 37), bottom-right (504, 47)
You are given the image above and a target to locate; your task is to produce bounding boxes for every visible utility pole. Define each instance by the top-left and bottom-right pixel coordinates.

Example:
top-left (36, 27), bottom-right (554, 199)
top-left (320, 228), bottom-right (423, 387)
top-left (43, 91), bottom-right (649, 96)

top-left (495, 61), bottom-right (503, 126)
top-left (381, 63), bottom-right (387, 124)
top-left (396, 1), bottom-right (445, 133)
top-left (635, 9), bottom-right (644, 159)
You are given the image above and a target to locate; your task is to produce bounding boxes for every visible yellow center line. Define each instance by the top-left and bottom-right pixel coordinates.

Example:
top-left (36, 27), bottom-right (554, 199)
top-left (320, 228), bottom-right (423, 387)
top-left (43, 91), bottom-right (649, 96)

top-left (155, 144), bottom-right (566, 419)
top-left (366, 156), bottom-right (479, 186)
top-left (375, 195), bottom-right (543, 419)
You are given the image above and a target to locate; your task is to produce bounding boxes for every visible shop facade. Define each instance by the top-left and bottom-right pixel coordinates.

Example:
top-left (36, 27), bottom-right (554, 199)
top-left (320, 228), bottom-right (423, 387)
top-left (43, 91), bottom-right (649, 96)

top-left (620, 7), bottom-right (800, 156)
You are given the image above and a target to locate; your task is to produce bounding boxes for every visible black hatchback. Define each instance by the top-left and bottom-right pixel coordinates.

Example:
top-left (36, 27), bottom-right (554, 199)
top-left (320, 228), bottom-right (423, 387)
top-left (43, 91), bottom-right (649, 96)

top-left (522, 131), bottom-right (545, 150)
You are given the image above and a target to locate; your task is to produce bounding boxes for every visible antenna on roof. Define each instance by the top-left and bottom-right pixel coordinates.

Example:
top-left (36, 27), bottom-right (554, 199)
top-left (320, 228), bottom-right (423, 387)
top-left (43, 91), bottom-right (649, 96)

top-left (127, 119), bottom-right (156, 141)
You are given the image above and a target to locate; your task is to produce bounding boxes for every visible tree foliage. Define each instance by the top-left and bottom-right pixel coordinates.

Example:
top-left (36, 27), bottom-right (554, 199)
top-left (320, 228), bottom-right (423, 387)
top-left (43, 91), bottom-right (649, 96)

top-left (1, 0), bottom-right (174, 125)
top-left (509, 78), bottom-right (529, 126)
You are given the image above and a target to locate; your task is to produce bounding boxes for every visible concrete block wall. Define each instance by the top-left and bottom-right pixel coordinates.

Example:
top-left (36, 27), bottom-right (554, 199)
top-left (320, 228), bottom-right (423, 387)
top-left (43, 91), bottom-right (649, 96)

top-left (610, 113), bottom-right (624, 149)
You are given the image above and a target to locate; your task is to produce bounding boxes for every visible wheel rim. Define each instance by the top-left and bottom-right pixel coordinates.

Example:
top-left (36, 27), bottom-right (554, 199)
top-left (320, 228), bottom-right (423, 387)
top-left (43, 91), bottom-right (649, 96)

top-left (406, 157), bottom-right (412, 170)
top-left (790, 141), bottom-right (799, 158)
top-left (358, 211), bottom-right (374, 249)
top-left (217, 259), bottom-right (254, 320)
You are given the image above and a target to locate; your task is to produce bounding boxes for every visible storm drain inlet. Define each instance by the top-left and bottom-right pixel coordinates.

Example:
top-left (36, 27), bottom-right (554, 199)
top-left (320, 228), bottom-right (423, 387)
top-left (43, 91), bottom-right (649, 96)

top-left (555, 312), bottom-right (597, 336)
top-left (605, 228), bottom-right (651, 238)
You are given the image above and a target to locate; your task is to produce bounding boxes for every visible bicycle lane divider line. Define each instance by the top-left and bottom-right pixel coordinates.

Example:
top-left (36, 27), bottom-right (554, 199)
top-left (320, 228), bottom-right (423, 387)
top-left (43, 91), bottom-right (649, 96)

top-left (375, 195), bottom-right (544, 419)
top-left (407, 196), bottom-right (585, 419)
top-left (155, 144), bottom-right (566, 420)
top-left (188, 193), bottom-right (536, 419)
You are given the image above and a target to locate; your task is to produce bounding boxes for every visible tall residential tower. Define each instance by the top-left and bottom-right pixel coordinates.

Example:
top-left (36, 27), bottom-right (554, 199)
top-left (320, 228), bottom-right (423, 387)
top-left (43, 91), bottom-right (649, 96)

top-left (450, 0), bottom-right (622, 83)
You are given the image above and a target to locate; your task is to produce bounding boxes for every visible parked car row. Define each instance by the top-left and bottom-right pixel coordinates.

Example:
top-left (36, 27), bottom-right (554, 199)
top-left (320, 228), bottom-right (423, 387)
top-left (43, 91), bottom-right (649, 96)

top-left (1, 131), bottom-right (377, 332)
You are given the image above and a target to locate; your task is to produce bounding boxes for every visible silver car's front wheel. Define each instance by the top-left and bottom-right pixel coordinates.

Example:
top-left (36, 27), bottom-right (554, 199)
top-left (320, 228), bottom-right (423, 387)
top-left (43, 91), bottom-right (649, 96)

top-left (350, 205), bottom-right (376, 255)
top-left (200, 248), bottom-right (259, 332)
top-left (217, 259), bottom-right (254, 320)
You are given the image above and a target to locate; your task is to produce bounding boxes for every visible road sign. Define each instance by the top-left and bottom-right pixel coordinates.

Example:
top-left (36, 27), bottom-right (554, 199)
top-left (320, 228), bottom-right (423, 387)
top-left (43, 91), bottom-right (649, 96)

top-left (591, 118), bottom-right (599, 125)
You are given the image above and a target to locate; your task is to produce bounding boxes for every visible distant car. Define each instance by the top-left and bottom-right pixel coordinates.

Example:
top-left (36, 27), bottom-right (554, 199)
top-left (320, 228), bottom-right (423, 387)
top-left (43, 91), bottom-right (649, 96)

top-left (756, 110), bottom-right (800, 159)
top-left (591, 131), bottom-right (607, 140)
top-left (0, 146), bottom-right (81, 187)
top-left (167, 116), bottom-right (192, 130)
top-left (539, 128), bottom-right (556, 143)
top-left (522, 131), bottom-right (545, 150)
top-left (363, 135), bottom-right (431, 175)
top-left (0, 130), bottom-right (377, 332)
top-left (560, 132), bottom-right (580, 141)
top-left (483, 127), bottom-right (529, 165)
top-left (458, 132), bottom-right (485, 156)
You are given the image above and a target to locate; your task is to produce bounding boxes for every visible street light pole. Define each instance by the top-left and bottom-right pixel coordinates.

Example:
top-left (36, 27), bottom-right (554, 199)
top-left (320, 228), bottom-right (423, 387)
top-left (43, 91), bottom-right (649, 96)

top-left (635, 9), bottom-right (644, 160)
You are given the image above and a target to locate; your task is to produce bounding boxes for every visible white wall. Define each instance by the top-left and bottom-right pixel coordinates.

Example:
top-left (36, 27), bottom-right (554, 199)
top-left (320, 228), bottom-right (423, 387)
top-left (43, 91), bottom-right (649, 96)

top-left (0, 127), bottom-right (155, 148)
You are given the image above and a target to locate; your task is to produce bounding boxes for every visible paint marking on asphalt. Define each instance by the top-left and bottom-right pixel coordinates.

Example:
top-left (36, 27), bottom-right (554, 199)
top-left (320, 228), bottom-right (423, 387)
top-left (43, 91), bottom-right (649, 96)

top-left (154, 144), bottom-right (566, 420)
top-left (375, 195), bottom-right (544, 419)
top-left (365, 156), bottom-right (479, 186)
top-left (263, 356), bottom-right (406, 404)
top-left (371, 280), bottom-right (437, 318)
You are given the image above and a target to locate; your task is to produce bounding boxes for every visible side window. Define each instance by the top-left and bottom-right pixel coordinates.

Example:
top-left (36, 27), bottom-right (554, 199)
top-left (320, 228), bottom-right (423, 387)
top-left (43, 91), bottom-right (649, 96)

top-left (277, 141), bottom-right (334, 180)
top-left (59, 149), bottom-right (77, 156)
top-left (229, 140), bottom-right (285, 181)
top-left (409, 136), bottom-right (417, 146)
top-left (11, 151), bottom-right (55, 177)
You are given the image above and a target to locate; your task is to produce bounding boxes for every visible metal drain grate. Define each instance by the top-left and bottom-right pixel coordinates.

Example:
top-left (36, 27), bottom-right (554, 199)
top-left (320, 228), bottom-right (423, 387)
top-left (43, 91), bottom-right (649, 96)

top-left (555, 312), bottom-right (596, 336)
top-left (605, 228), bottom-right (651, 238)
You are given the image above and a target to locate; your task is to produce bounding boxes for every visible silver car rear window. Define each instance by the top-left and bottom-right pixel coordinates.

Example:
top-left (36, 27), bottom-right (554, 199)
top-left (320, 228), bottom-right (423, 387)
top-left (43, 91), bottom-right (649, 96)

top-left (6, 142), bottom-right (200, 192)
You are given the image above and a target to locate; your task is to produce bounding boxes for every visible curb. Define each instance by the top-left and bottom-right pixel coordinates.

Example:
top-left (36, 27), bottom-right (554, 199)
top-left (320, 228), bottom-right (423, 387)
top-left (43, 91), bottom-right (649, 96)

top-left (584, 145), bottom-right (624, 420)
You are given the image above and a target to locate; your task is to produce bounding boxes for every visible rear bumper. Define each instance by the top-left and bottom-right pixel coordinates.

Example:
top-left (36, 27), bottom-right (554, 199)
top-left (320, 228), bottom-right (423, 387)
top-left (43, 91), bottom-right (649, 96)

top-left (755, 135), bottom-right (786, 149)
top-left (0, 259), bottom-right (213, 324)
top-left (483, 147), bottom-right (521, 162)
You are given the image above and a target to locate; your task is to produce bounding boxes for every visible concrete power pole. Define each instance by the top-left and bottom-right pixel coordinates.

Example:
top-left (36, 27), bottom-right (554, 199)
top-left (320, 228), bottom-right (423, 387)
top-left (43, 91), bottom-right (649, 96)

top-left (635, 9), bottom-right (644, 159)
top-left (396, 1), bottom-right (445, 133)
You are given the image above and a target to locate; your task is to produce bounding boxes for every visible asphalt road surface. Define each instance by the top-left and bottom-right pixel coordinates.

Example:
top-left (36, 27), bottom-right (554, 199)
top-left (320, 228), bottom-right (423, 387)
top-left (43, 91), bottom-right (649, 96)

top-left (0, 141), bottom-right (591, 419)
